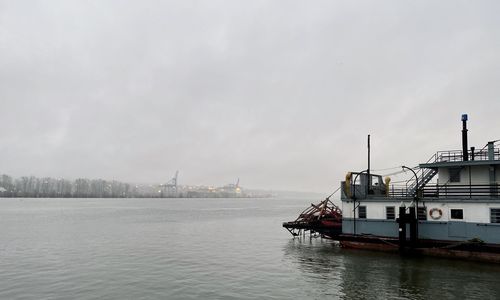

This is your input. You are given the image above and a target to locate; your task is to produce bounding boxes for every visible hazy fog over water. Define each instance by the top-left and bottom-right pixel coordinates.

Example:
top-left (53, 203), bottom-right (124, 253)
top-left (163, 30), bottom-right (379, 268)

top-left (1, 1), bottom-right (500, 192)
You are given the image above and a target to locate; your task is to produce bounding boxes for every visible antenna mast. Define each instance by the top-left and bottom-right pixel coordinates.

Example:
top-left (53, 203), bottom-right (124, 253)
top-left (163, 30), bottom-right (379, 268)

top-left (367, 134), bottom-right (371, 194)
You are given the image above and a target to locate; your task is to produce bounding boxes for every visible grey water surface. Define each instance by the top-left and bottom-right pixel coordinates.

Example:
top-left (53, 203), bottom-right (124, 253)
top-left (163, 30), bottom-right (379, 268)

top-left (0, 197), bottom-right (499, 300)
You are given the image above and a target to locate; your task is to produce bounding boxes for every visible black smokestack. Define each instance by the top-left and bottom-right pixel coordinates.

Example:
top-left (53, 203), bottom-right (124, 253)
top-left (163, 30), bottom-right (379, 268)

top-left (462, 114), bottom-right (469, 161)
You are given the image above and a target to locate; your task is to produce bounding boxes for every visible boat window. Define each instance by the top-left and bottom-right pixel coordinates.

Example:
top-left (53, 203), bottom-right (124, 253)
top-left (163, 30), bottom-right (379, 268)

top-left (386, 206), bottom-right (395, 220)
top-left (491, 208), bottom-right (500, 223)
top-left (449, 168), bottom-right (461, 183)
top-left (450, 209), bottom-right (463, 220)
top-left (358, 206), bottom-right (367, 219)
top-left (417, 207), bottom-right (427, 220)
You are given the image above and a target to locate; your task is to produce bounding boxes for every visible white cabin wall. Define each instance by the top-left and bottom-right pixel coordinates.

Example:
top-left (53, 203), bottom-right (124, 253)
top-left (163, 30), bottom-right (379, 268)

top-left (437, 168), bottom-right (449, 184)
top-left (425, 202), bottom-right (500, 223)
top-left (343, 199), bottom-right (500, 223)
top-left (495, 165), bottom-right (500, 184)
top-left (343, 201), bottom-right (404, 219)
top-left (362, 202), bottom-right (391, 219)
top-left (342, 202), bottom-right (353, 218)
top-left (468, 166), bottom-right (490, 184)
top-left (437, 166), bottom-right (490, 185)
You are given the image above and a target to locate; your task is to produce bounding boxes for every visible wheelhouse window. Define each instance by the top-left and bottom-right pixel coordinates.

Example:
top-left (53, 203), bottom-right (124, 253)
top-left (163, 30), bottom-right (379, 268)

top-left (417, 207), bottom-right (427, 220)
top-left (450, 209), bottom-right (463, 220)
top-left (491, 208), bottom-right (500, 223)
top-left (449, 168), bottom-right (461, 183)
top-left (358, 206), bottom-right (367, 219)
top-left (386, 206), bottom-right (395, 220)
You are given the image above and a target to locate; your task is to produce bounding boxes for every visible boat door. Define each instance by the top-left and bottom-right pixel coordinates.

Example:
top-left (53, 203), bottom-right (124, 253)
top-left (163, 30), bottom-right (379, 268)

top-left (448, 208), bottom-right (467, 238)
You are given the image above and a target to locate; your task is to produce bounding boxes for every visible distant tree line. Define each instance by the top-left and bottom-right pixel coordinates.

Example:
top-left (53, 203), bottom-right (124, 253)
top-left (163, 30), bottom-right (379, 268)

top-left (0, 174), bottom-right (163, 198)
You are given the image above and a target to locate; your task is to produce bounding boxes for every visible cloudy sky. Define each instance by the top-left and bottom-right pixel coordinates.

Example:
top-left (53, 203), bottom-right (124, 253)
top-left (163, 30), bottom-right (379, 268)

top-left (1, 1), bottom-right (499, 193)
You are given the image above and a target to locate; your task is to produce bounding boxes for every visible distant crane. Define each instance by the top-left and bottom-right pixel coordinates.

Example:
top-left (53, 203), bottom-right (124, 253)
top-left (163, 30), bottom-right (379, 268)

top-left (223, 178), bottom-right (241, 194)
top-left (161, 171), bottom-right (178, 196)
top-left (235, 178), bottom-right (241, 194)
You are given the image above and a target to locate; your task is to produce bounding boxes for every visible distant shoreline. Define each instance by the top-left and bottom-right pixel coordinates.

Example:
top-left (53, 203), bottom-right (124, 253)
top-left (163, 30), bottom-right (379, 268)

top-left (0, 174), bottom-right (275, 199)
top-left (0, 174), bottom-right (324, 199)
top-left (0, 195), bottom-right (273, 199)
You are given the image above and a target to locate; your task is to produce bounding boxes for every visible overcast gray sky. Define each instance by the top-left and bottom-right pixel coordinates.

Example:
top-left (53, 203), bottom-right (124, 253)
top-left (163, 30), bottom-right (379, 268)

top-left (1, 0), bottom-right (499, 193)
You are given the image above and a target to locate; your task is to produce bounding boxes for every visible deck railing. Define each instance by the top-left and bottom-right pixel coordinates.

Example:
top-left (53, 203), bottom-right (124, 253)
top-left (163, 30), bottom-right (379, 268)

top-left (434, 148), bottom-right (500, 163)
top-left (387, 183), bottom-right (500, 199)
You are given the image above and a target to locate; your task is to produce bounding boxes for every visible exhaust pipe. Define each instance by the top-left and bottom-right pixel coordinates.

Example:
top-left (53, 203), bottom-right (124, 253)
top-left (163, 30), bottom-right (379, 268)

top-left (462, 114), bottom-right (468, 161)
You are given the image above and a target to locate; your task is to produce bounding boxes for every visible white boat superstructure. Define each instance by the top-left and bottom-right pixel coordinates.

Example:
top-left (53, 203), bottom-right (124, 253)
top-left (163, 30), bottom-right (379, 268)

top-left (341, 114), bottom-right (500, 247)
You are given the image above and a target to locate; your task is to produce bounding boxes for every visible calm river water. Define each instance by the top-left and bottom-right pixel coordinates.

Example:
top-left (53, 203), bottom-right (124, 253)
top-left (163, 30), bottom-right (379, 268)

top-left (0, 197), bottom-right (499, 299)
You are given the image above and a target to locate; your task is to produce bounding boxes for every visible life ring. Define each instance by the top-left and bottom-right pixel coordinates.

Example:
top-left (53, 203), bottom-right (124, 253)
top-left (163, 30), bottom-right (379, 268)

top-left (429, 208), bottom-right (443, 220)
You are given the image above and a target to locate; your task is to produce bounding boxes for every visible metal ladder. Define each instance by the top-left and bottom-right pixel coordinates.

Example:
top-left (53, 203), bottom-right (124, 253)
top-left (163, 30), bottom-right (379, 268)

top-left (406, 168), bottom-right (437, 197)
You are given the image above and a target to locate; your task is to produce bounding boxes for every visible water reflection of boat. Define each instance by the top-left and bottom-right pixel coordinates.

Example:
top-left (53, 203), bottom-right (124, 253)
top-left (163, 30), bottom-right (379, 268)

top-left (284, 115), bottom-right (500, 262)
top-left (282, 239), bottom-right (500, 299)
